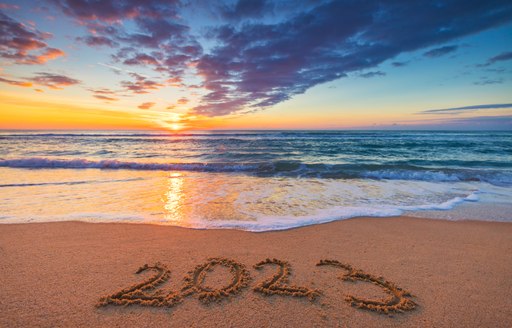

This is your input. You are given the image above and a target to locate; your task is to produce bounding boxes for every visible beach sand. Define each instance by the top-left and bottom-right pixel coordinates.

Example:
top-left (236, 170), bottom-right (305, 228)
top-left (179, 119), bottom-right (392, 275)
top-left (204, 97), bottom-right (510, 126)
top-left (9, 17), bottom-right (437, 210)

top-left (1, 217), bottom-right (511, 327)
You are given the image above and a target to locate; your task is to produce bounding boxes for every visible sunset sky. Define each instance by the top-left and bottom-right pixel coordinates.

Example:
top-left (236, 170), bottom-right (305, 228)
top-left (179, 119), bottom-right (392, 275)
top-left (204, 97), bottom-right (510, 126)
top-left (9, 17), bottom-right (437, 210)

top-left (1, 0), bottom-right (511, 131)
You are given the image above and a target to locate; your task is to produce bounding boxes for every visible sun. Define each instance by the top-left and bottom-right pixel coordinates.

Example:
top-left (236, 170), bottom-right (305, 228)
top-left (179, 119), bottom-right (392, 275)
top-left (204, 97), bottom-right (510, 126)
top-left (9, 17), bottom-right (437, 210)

top-left (169, 123), bottom-right (184, 131)
top-left (158, 112), bottom-right (188, 131)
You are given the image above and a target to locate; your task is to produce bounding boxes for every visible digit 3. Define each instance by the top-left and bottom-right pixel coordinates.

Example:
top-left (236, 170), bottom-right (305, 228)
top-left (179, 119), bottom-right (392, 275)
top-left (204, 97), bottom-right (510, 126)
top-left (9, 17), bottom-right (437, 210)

top-left (317, 259), bottom-right (416, 314)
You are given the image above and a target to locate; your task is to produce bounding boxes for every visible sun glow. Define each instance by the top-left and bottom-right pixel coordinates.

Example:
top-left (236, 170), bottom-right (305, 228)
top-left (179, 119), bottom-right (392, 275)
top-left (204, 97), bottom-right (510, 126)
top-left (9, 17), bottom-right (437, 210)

top-left (169, 123), bottom-right (184, 131)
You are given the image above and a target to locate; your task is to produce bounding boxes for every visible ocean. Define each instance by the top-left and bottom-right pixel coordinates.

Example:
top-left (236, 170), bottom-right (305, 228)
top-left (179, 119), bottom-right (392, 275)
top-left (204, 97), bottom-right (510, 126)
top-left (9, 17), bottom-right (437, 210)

top-left (0, 130), bottom-right (511, 231)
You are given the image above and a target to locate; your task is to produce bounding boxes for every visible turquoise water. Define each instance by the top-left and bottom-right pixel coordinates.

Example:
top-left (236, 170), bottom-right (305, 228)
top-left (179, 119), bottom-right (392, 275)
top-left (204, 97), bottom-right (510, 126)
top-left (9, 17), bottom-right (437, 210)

top-left (0, 130), bottom-right (511, 230)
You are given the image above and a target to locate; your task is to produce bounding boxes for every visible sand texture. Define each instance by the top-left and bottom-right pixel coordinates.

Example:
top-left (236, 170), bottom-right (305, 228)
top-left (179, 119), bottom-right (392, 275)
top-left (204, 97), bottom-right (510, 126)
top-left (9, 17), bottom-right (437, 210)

top-left (1, 217), bottom-right (511, 327)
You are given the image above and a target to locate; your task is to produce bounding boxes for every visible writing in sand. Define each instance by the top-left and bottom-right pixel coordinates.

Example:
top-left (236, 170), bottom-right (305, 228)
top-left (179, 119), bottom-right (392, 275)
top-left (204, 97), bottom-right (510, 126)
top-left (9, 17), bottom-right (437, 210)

top-left (98, 258), bottom-right (417, 315)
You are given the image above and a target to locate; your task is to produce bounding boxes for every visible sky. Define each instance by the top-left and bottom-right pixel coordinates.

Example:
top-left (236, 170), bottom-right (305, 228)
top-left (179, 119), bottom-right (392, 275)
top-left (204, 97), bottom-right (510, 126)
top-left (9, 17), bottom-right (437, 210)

top-left (0, 0), bottom-right (511, 131)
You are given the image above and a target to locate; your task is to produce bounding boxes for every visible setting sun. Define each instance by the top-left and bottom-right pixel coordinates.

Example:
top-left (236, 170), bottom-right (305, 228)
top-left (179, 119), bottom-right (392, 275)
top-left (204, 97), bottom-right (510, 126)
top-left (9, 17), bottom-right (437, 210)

top-left (168, 123), bottom-right (185, 131)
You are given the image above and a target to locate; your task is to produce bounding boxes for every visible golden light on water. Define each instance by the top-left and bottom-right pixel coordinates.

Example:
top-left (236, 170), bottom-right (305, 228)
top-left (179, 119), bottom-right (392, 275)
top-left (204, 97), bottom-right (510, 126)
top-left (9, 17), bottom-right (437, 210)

top-left (164, 172), bottom-right (185, 224)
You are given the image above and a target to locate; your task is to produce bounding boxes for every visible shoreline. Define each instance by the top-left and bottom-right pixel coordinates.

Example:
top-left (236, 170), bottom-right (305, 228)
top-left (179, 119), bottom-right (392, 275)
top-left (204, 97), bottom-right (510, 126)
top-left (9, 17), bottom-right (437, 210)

top-left (1, 217), bottom-right (511, 327)
top-left (2, 212), bottom-right (512, 232)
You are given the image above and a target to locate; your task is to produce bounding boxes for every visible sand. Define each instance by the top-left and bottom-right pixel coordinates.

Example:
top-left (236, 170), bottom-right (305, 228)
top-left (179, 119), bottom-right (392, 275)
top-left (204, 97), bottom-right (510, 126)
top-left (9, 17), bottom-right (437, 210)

top-left (1, 217), bottom-right (511, 327)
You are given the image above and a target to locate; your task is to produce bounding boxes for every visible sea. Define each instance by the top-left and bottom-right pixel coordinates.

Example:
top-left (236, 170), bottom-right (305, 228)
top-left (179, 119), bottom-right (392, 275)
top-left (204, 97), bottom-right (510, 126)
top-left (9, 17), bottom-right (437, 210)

top-left (0, 130), bottom-right (511, 231)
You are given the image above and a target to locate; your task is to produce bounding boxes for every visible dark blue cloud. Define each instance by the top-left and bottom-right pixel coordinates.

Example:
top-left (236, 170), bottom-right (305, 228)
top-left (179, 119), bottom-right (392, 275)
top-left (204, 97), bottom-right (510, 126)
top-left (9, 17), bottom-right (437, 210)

top-left (219, 0), bottom-right (272, 20)
top-left (192, 0), bottom-right (512, 116)
top-left (76, 35), bottom-right (119, 48)
top-left (478, 51), bottom-right (512, 66)
top-left (359, 71), bottom-right (386, 78)
top-left (50, 0), bottom-right (180, 23)
top-left (423, 45), bottom-right (458, 58)
top-left (473, 78), bottom-right (504, 85)
top-left (391, 61), bottom-right (408, 67)
top-left (488, 51), bottom-right (512, 63)
top-left (420, 103), bottom-right (512, 114)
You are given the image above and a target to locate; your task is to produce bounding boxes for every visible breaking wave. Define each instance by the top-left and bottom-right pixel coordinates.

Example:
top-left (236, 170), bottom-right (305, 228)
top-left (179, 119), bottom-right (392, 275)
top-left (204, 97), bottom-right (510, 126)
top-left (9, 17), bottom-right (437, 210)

top-left (1, 157), bottom-right (511, 186)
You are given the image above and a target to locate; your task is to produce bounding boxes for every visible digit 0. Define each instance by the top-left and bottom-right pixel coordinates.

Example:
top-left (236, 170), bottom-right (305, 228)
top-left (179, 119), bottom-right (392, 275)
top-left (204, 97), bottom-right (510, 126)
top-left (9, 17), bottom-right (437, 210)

top-left (181, 257), bottom-right (251, 304)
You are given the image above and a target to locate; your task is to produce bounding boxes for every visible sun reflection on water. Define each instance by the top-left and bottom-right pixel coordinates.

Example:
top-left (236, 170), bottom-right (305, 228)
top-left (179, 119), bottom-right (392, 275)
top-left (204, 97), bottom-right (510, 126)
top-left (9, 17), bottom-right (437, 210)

top-left (163, 172), bottom-right (184, 224)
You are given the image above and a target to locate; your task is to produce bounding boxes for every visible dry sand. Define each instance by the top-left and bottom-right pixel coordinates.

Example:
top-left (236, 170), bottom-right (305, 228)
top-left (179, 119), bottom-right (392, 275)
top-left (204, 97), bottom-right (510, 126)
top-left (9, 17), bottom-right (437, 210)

top-left (1, 217), bottom-right (511, 327)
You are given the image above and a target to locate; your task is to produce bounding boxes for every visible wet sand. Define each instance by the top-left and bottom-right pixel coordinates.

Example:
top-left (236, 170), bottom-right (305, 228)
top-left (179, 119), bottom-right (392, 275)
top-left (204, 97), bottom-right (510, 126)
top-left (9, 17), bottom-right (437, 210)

top-left (1, 217), bottom-right (511, 327)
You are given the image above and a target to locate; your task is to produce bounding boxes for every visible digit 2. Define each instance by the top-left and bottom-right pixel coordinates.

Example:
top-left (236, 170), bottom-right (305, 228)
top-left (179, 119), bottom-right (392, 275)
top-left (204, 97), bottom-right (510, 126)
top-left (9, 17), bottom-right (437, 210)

top-left (253, 258), bottom-right (320, 300)
top-left (97, 262), bottom-right (182, 308)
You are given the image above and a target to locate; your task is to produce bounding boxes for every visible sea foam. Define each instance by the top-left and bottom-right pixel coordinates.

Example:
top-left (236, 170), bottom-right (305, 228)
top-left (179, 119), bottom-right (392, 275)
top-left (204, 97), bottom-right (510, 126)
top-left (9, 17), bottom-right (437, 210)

top-left (0, 157), bottom-right (510, 186)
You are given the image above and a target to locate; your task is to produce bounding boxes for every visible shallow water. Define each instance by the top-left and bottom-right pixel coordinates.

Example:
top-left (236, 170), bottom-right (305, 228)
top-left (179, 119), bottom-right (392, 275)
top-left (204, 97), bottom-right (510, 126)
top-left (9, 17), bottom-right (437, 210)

top-left (0, 130), bottom-right (511, 230)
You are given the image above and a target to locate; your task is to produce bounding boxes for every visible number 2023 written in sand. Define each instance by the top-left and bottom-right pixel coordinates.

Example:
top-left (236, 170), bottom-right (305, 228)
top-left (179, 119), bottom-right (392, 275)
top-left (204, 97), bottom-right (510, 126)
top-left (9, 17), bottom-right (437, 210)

top-left (97, 258), bottom-right (416, 315)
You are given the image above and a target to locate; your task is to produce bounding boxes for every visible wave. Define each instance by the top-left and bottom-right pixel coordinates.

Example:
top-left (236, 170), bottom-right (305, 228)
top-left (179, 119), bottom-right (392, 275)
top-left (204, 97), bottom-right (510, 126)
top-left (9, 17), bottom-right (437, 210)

top-left (0, 157), bottom-right (260, 172)
top-left (0, 132), bottom-right (286, 138)
top-left (1, 157), bottom-right (511, 186)
top-left (23, 192), bottom-right (477, 232)
top-left (0, 177), bottom-right (144, 188)
top-left (0, 190), bottom-right (488, 231)
top-left (187, 192), bottom-right (481, 232)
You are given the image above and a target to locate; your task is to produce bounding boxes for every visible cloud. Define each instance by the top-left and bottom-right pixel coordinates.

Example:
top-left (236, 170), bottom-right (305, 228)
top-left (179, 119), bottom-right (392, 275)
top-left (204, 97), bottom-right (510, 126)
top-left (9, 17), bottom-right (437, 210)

top-left (94, 95), bottom-right (118, 101)
top-left (0, 76), bottom-right (33, 87)
top-left (89, 88), bottom-right (119, 102)
top-left (51, 0), bottom-right (179, 23)
top-left (49, 1), bottom-right (512, 117)
top-left (191, 1), bottom-right (512, 116)
top-left (391, 61), bottom-right (408, 67)
top-left (29, 72), bottom-right (80, 89)
top-left (474, 77), bottom-right (504, 85)
top-left (177, 97), bottom-right (189, 104)
top-left (52, 0), bottom-right (201, 80)
top-left (96, 62), bottom-right (144, 76)
top-left (0, 72), bottom-right (79, 89)
top-left (478, 51), bottom-right (512, 66)
top-left (138, 102), bottom-right (156, 109)
top-left (0, 11), bottom-right (65, 65)
top-left (0, 3), bottom-right (19, 10)
top-left (219, 0), bottom-right (272, 20)
top-left (122, 52), bottom-right (160, 66)
top-left (487, 51), bottom-right (512, 64)
top-left (77, 35), bottom-right (119, 48)
top-left (121, 73), bottom-right (163, 94)
top-left (34, 47), bottom-right (65, 63)
top-left (359, 71), bottom-right (385, 78)
top-left (419, 103), bottom-right (512, 114)
top-left (423, 45), bottom-right (458, 58)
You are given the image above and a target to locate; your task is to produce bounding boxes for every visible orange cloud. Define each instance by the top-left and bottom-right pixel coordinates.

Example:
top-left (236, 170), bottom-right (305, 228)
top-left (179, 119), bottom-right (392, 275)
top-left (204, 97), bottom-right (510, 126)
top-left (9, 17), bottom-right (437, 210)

top-left (33, 48), bottom-right (65, 64)
top-left (0, 77), bottom-right (33, 87)
top-left (138, 102), bottom-right (156, 109)
top-left (0, 11), bottom-right (65, 65)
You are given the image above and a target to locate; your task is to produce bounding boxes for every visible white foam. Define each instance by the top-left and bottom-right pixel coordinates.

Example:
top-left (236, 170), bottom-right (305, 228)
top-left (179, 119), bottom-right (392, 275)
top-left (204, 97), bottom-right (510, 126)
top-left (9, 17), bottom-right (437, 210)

top-left (1, 157), bottom-right (511, 186)
top-left (161, 191), bottom-right (483, 232)
top-left (363, 170), bottom-right (460, 182)
top-left (0, 157), bottom-right (257, 172)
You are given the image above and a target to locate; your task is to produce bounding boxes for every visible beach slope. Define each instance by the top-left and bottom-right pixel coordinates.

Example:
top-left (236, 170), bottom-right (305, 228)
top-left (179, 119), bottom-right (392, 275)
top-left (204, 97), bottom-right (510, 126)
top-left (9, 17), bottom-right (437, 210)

top-left (1, 217), bottom-right (511, 327)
